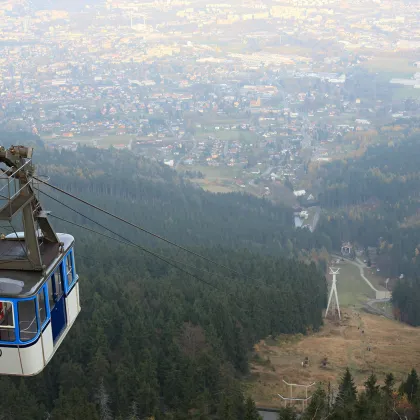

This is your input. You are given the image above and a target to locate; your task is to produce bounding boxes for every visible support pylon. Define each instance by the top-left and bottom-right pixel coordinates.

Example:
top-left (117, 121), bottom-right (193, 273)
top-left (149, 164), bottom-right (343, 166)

top-left (325, 267), bottom-right (341, 320)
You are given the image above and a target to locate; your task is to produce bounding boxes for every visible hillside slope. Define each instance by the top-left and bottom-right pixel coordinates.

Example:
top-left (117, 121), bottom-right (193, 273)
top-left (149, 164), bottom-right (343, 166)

top-left (0, 134), bottom-right (329, 419)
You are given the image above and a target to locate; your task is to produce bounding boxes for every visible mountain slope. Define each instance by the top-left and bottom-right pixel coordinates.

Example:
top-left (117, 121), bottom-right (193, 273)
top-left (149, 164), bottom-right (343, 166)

top-left (33, 145), bottom-right (331, 255)
top-left (0, 134), bottom-right (329, 419)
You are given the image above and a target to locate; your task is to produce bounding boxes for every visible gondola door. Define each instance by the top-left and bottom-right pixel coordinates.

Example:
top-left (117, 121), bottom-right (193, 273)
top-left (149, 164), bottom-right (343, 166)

top-left (48, 268), bottom-right (67, 343)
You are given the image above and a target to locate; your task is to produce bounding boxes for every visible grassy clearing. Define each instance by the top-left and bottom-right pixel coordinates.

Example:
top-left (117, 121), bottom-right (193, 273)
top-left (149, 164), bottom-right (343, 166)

top-left (331, 261), bottom-right (375, 307)
top-left (211, 130), bottom-right (258, 144)
top-left (195, 180), bottom-right (238, 193)
top-left (180, 164), bottom-right (242, 180)
top-left (179, 164), bottom-right (244, 194)
top-left (363, 56), bottom-right (418, 76)
top-left (371, 301), bottom-right (394, 318)
top-left (246, 310), bottom-right (420, 409)
top-left (362, 267), bottom-right (388, 291)
top-left (44, 134), bottom-right (132, 148)
top-left (95, 135), bottom-right (132, 148)
top-left (391, 87), bottom-right (420, 100)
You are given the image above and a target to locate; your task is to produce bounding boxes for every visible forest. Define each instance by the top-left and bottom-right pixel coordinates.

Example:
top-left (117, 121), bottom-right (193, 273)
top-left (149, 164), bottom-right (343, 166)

top-left (36, 146), bottom-right (332, 256)
top-left (0, 132), bottom-right (331, 418)
top-left (314, 134), bottom-right (420, 325)
top-left (0, 240), bottom-right (327, 419)
top-left (278, 368), bottom-right (420, 420)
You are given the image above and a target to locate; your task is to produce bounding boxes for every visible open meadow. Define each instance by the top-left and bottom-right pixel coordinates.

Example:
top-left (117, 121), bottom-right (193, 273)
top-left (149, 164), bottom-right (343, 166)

top-left (246, 259), bottom-right (420, 409)
top-left (334, 260), bottom-right (375, 306)
top-left (247, 311), bottom-right (420, 408)
top-left (42, 134), bottom-right (133, 148)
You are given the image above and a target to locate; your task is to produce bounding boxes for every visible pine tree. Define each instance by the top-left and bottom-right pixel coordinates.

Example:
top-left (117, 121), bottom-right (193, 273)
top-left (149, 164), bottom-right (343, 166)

top-left (244, 397), bottom-right (262, 420)
top-left (402, 368), bottom-right (419, 402)
top-left (277, 406), bottom-right (297, 420)
top-left (336, 368), bottom-right (357, 407)
top-left (302, 387), bottom-right (327, 420)
top-left (95, 379), bottom-right (113, 420)
top-left (365, 373), bottom-right (380, 400)
top-left (382, 373), bottom-right (395, 398)
top-left (217, 395), bottom-right (236, 420)
top-left (126, 402), bottom-right (139, 420)
top-left (382, 373), bottom-right (396, 419)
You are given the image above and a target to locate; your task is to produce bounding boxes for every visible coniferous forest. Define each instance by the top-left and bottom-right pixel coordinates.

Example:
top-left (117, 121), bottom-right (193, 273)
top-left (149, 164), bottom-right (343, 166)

top-left (0, 135), bottom-right (330, 419)
top-left (0, 133), bottom-right (419, 419)
top-left (314, 134), bottom-right (420, 326)
top-left (0, 242), bottom-right (327, 419)
top-left (279, 368), bottom-right (420, 420)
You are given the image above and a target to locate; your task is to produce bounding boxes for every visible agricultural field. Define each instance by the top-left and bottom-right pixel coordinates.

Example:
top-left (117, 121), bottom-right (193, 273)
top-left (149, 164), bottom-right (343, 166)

top-left (193, 128), bottom-right (259, 147)
top-left (391, 86), bottom-right (420, 100)
top-left (42, 134), bottom-right (133, 149)
top-left (362, 54), bottom-right (419, 77)
top-left (180, 164), bottom-right (244, 194)
top-left (210, 129), bottom-right (258, 144)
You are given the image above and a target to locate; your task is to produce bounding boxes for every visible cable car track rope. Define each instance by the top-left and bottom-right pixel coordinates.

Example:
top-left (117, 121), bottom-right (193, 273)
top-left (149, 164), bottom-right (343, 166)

top-left (36, 187), bottom-right (249, 286)
top-left (34, 177), bottom-right (252, 280)
top-left (33, 178), bottom-right (309, 316)
top-left (49, 213), bottom-right (272, 316)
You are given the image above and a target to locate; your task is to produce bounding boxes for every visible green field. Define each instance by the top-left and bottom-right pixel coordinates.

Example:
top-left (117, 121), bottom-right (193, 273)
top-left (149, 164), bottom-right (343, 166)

top-left (391, 86), bottom-right (420, 100)
top-left (180, 164), bottom-right (243, 179)
top-left (194, 128), bottom-right (258, 145)
top-left (332, 262), bottom-right (375, 307)
top-left (211, 130), bottom-right (257, 144)
top-left (95, 135), bottom-right (132, 148)
top-left (363, 56), bottom-right (418, 76)
top-left (362, 267), bottom-right (388, 291)
top-left (43, 134), bottom-right (132, 148)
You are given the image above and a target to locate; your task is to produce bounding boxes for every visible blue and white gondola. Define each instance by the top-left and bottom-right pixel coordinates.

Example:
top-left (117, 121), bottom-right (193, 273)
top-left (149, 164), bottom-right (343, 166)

top-left (0, 233), bottom-right (80, 376)
top-left (0, 145), bottom-right (81, 376)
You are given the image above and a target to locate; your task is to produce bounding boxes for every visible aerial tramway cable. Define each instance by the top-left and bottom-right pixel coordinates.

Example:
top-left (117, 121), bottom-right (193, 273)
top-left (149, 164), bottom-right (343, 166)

top-left (34, 179), bottom-right (322, 317)
top-left (37, 188), bottom-right (247, 286)
top-left (34, 177), bottom-right (253, 280)
top-left (49, 213), bottom-right (270, 315)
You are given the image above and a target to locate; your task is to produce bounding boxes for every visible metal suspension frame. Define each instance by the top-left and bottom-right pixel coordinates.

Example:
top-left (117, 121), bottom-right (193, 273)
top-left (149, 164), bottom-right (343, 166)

top-left (0, 145), bottom-right (59, 272)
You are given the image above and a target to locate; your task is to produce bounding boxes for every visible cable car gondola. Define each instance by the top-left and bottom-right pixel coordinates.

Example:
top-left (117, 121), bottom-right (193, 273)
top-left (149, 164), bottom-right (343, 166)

top-left (0, 145), bottom-right (80, 376)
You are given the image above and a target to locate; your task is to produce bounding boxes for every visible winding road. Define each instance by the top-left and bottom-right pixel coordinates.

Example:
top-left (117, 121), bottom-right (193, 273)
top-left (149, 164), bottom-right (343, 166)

top-left (332, 254), bottom-right (392, 318)
top-left (349, 258), bottom-right (379, 294)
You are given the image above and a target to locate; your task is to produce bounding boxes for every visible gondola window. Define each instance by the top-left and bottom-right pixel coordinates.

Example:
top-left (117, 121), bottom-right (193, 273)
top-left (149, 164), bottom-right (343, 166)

top-left (0, 302), bottom-right (15, 342)
top-left (18, 299), bottom-right (37, 342)
top-left (38, 288), bottom-right (47, 326)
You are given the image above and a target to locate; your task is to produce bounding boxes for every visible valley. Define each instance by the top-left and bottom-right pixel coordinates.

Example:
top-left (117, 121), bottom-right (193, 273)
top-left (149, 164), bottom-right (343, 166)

top-left (1, 0), bottom-right (420, 417)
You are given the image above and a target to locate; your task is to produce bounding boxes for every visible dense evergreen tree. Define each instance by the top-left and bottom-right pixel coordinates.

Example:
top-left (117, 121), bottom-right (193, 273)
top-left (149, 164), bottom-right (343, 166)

top-left (365, 373), bottom-right (380, 400)
top-left (244, 397), bottom-right (262, 420)
top-left (277, 406), bottom-right (297, 420)
top-left (336, 368), bottom-right (357, 407)
top-left (274, 370), bottom-right (420, 420)
top-left (4, 241), bottom-right (310, 419)
top-left (302, 387), bottom-right (327, 420)
top-left (402, 369), bottom-right (420, 403)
